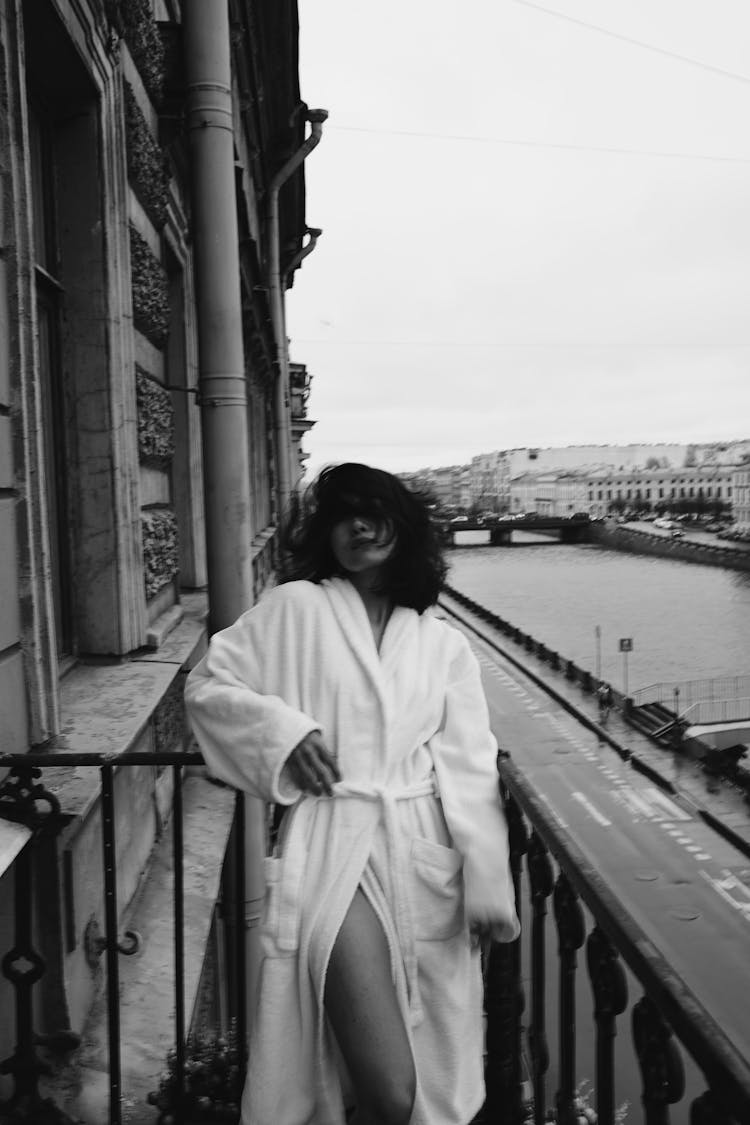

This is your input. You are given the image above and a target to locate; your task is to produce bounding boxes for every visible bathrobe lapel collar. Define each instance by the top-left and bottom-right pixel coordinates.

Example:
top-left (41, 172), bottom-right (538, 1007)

top-left (321, 578), bottom-right (414, 693)
top-left (322, 577), bottom-right (384, 690)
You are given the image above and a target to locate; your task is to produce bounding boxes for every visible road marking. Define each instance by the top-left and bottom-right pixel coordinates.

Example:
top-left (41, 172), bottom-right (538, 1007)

top-left (613, 788), bottom-right (693, 824)
top-left (571, 791), bottom-right (612, 827)
top-left (616, 788), bottom-right (656, 819)
top-left (700, 869), bottom-right (750, 921)
top-left (643, 788), bottom-right (692, 822)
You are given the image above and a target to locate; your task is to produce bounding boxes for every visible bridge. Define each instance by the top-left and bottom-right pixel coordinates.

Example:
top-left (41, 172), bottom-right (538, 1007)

top-left (442, 514), bottom-right (592, 545)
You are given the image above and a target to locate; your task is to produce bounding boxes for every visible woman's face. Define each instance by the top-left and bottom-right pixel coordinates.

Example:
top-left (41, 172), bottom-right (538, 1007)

top-left (329, 510), bottom-right (396, 578)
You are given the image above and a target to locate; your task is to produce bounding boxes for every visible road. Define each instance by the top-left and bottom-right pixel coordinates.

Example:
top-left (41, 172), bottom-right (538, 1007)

top-left (625, 519), bottom-right (750, 552)
top-left (453, 616), bottom-right (750, 1067)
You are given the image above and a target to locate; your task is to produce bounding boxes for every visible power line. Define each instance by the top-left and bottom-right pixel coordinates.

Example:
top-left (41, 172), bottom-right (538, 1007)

top-left (510, 0), bottom-right (750, 85)
top-left (329, 124), bottom-right (750, 165)
top-left (293, 339), bottom-right (743, 349)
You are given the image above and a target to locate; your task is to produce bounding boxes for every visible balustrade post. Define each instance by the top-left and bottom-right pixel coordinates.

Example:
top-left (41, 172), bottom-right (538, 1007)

top-left (632, 995), bottom-right (685, 1125)
top-left (553, 873), bottom-right (585, 1125)
top-left (0, 764), bottom-right (78, 1124)
top-left (586, 925), bottom-right (627, 1125)
top-left (484, 785), bottom-right (527, 1124)
top-left (172, 764), bottom-right (186, 1119)
top-left (527, 831), bottom-right (553, 1125)
top-left (689, 1089), bottom-right (727, 1124)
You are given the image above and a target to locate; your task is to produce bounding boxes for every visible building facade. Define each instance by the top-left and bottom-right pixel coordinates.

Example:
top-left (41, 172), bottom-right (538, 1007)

top-left (732, 462), bottom-right (750, 534)
top-left (0, 1), bottom-right (318, 1117)
top-left (582, 465), bottom-right (736, 518)
top-left (507, 464), bottom-right (737, 520)
top-left (509, 471), bottom-right (588, 516)
top-left (469, 450), bottom-right (508, 512)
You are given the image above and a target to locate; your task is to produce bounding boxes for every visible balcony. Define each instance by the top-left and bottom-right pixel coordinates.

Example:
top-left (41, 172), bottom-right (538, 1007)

top-left (0, 748), bottom-right (749, 1124)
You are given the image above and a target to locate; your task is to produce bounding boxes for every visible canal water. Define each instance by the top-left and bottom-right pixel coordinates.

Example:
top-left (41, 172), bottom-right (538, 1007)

top-left (447, 533), bottom-right (750, 694)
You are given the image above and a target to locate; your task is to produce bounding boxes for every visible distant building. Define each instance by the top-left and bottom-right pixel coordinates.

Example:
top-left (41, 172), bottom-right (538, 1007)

top-left (503, 443), bottom-right (689, 478)
top-left (732, 463), bottom-right (750, 533)
top-left (509, 463), bottom-right (738, 520)
top-left (469, 451), bottom-right (507, 511)
top-left (289, 363), bottom-right (316, 488)
top-left (430, 465), bottom-right (463, 508)
top-left (582, 465), bottom-right (736, 517)
top-left (509, 471), bottom-right (588, 516)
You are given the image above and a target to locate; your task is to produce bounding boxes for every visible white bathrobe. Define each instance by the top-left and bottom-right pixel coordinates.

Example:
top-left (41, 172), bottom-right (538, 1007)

top-left (185, 577), bottom-right (519, 1125)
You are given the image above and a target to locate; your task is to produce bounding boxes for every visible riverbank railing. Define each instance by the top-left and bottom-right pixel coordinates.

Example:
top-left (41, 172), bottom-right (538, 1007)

top-left (678, 696), bottom-right (750, 727)
top-left (633, 676), bottom-right (750, 710)
top-left (488, 752), bottom-right (750, 1125)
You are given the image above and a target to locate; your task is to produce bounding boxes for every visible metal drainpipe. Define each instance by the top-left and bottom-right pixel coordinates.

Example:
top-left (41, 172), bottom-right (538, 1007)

top-left (268, 109), bottom-right (327, 518)
top-left (183, 0), bottom-right (265, 1038)
top-left (183, 0), bottom-right (253, 632)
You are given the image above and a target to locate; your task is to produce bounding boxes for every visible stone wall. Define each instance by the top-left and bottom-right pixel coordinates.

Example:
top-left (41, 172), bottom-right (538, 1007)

top-left (589, 523), bottom-right (750, 573)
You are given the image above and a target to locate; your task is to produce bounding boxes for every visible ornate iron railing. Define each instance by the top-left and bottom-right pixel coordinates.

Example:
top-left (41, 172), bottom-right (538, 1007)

top-left (2, 749), bottom-right (750, 1124)
top-left (486, 752), bottom-right (750, 1124)
top-left (0, 751), bottom-right (247, 1125)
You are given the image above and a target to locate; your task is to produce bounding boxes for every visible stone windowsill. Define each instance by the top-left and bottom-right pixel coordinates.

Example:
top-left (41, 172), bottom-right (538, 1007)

top-left (38, 593), bottom-right (208, 827)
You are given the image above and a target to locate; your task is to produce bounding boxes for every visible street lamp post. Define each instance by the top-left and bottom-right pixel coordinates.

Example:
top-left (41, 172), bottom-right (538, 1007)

top-left (595, 625), bottom-right (602, 681)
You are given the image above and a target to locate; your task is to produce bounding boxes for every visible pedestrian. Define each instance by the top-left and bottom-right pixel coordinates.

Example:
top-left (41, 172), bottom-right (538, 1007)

top-left (185, 462), bottom-right (520, 1125)
top-left (597, 679), bottom-right (612, 724)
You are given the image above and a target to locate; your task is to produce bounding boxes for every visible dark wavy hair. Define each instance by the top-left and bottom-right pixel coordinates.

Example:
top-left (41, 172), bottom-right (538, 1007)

top-left (280, 463), bottom-right (447, 612)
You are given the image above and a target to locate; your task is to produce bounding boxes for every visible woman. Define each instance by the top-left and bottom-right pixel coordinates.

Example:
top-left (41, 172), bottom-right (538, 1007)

top-left (185, 463), bottom-right (519, 1125)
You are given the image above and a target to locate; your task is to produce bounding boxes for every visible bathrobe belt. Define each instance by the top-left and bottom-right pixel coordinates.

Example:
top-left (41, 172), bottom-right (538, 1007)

top-left (277, 775), bottom-right (439, 1026)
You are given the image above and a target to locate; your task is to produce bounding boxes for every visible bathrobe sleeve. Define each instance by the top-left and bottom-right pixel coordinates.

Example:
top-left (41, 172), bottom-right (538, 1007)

top-left (428, 631), bottom-right (521, 942)
top-left (184, 585), bottom-right (321, 804)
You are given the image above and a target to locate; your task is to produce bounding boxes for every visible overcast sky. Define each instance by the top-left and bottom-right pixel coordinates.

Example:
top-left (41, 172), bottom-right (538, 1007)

top-left (287, 0), bottom-right (750, 476)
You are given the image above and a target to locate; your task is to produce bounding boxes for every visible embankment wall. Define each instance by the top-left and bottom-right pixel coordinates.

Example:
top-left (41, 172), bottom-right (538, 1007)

top-left (588, 523), bottom-right (750, 572)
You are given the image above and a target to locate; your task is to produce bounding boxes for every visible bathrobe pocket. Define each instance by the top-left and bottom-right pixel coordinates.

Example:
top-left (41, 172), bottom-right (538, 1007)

top-left (411, 836), bottom-right (465, 940)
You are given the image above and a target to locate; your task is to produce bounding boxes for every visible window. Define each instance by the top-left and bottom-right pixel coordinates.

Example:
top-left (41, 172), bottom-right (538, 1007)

top-left (28, 101), bottom-right (72, 655)
top-left (23, 0), bottom-right (122, 657)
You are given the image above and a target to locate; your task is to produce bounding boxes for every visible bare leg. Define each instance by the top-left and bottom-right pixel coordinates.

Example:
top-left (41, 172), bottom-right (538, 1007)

top-left (325, 888), bottom-right (416, 1125)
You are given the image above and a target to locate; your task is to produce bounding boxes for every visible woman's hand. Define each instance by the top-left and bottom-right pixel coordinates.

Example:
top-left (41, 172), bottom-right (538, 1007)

top-left (286, 731), bottom-right (341, 796)
top-left (469, 909), bottom-right (521, 946)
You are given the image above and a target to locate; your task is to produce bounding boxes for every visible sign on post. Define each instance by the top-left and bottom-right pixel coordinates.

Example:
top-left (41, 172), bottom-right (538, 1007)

top-left (619, 637), bottom-right (633, 696)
